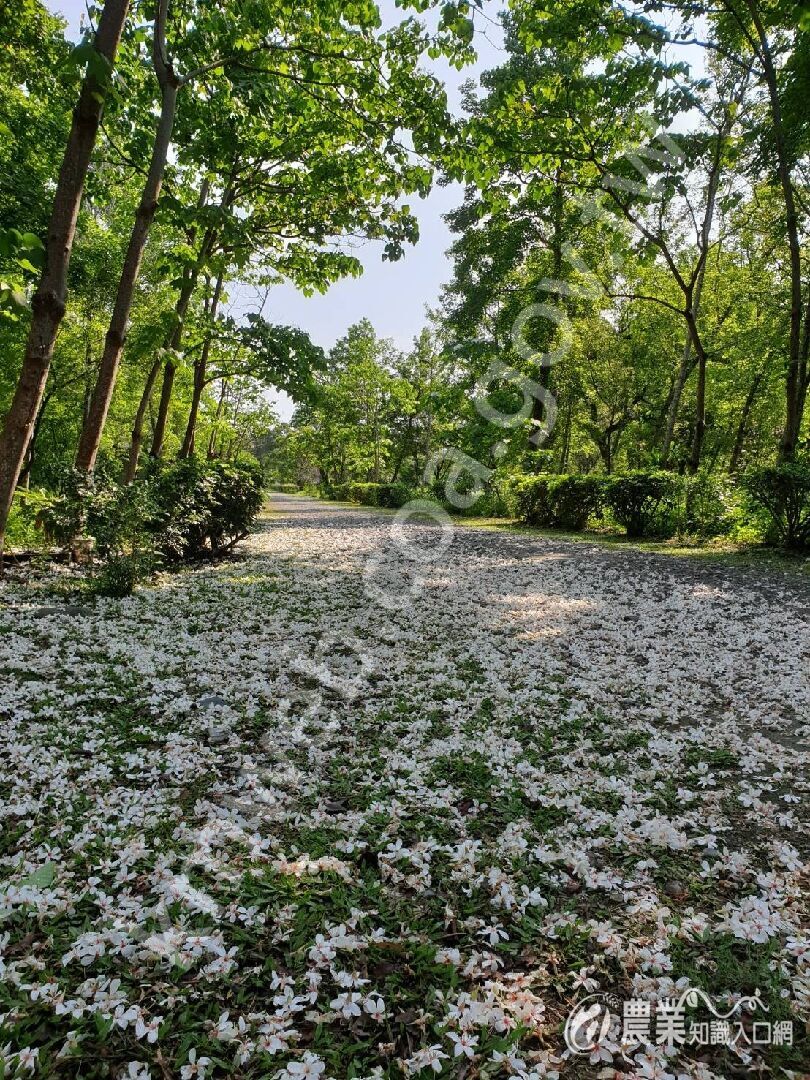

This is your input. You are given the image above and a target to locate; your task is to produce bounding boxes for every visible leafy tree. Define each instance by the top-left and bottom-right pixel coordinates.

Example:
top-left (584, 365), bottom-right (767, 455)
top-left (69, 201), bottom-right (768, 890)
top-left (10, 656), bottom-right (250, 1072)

top-left (0, 0), bottom-right (130, 556)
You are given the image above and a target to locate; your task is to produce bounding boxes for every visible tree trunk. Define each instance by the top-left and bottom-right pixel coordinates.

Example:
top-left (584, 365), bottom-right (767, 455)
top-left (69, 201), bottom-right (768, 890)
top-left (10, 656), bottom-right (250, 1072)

top-left (75, 1), bottom-right (179, 473)
top-left (150, 359), bottom-right (178, 460)
top-left (123, 181), bottom-right (212, 479)
top-left (18, 393), bottom-right (51, 490)
top-left (0, 0), bottom-right (129, 556)
top-left (686, 309), bottom-right (710, 473)
top-left (558, 395), bottom-right (572, 472)
top-left (745, 0), bottom-right (804, 458)
top-left (180, 270), bottom-right (224, 458)
top-left (729, 371), bottom-right (764, 473)
top-left (123, 355), bottom-right (162, 482)
top-left (661, 339), bottom-right (700, 465)
top-left (207, 380), bottom-right (228, 458)
top-left (150, 214), bottom-right (223, 459)
top-left (664, 112), bottom-right (725, 468)
top-left (529, 179), bottom-right (563, 452)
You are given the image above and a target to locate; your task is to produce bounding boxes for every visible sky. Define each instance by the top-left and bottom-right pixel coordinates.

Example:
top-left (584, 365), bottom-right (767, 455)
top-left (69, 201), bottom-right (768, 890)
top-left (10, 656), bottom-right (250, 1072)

top-left (45, 0), bottom-right (507, 418)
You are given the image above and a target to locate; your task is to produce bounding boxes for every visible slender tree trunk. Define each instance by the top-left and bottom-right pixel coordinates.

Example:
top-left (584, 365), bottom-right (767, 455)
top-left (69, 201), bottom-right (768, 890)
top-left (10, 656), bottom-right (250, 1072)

top-left (207, 380), bottom-right (228, 458)
top-left (180, 270), bottom-right (224, 458)
top-left (123, 356), bottom-right (162, 482)
top-left (0, 0), bottom-right (129, 557)
top-left (150, 217), bottom-right (222, 459)
top-left (558, 395), bottom-right (573, 471)
top-left (128, 258), bottom-right (197, 476)
top-left (729, 370), bottom-right (764, 473)
top-left (123, 181), bottom-right (212, 479)
top-left (529, 179), bottom-right (563, 452)
top-left (744, 1), bottom-right (804, 458)
top-left (76, 0), bottom-right (179, 473)
top-left (797, 288), bottom-right (810, 435)
top-left (149, 361), bottom-right (178, 460)
top-left (685, 117), bottom-right (730, 474)
top-left (661, 337), bottom-right (700, 465)
top-left (18, 394), bottom-right (51, 490)
top-left (664, 114), bottom-right (726, 468)
top-left (686, 309), bottom-right (710, 473)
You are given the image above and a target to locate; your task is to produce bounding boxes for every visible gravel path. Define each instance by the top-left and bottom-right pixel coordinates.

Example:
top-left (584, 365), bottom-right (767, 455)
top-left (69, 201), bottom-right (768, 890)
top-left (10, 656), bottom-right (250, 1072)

top-left (260, 493), bottom-right (810, 736)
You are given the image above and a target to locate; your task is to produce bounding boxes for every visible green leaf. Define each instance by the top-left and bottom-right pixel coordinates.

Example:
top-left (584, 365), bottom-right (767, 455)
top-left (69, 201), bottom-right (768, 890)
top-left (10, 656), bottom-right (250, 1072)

top-left (20, 862), bottom-right (56, 889)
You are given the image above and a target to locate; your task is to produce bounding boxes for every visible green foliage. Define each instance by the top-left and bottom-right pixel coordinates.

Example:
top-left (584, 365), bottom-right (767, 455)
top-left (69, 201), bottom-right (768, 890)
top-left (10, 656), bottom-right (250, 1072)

top-left (146, 458), bottom-right (265, 561)
top-left (6, 489), bottom-right (53, 550)
top-left (37, 468), bottom-right (98, 546)
top-left (602, 472), bottom-right (682, 538)
top-left (324, 481), bottom-right (413, 508)
top-left (510, 473), bottom-right (604, 530)
top-left (680, 473), bottom-right (740, 538)
top-left (91, 551), bottom-right (155, 598)
top-left (741, 461), bottom-right (810, 550)
top-left (35, 459), bottom-right (265, 563)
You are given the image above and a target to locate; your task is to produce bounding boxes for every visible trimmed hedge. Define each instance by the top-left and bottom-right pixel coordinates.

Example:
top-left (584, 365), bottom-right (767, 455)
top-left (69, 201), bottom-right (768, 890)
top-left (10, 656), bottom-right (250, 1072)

top-left (324, 481), bottom-right (412, 508)
top-left (741, 461), bottom-right (810, 550)
top-left (322, 464), bottom-right (810, 549)
top-left (511, 471), bottom-right (685, 538)
top-left (511, 474), bottom-right (603, 530)
top-left (681, 473), bottom-right (739, 537)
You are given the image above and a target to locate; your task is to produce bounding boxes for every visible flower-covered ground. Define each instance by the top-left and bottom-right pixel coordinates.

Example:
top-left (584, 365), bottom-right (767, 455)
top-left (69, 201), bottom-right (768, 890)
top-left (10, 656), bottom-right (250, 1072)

top-left (1, 494), bottom-right (808, 1079)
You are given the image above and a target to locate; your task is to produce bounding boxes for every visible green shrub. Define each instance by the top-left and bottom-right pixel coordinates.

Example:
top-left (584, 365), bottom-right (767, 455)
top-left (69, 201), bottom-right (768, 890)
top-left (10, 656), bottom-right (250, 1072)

top-left (37, 466), bottom-right (155, 555)
top-left (346, 482), bottom-right (379, 506)
top-left (37, 468), bottom-right (97, 546)
top-left (603, 471), bottom-right (681, 538)
top-left (511, 476), bottom-right (555, 527)
top-left (741, 461), bottom-right (810, 549)
top-left (680, 473), bottom-right (739, 538)
top-left (6, 489), bottom-right (54, 550)
top-left (37, 459), bottom-right (265, 564)
top-left (547, 475), bottom-right (604, 529)
top-left (455, 485), bottom-right (514, 518)
top-left (92, 552), bottom-right (155, 597)
top-left (375, 482), bottom-right (412, 508)
top-left (512, 473), bottom-right (603, 530)
top-left (87, 478), bottom-right (157, 555)
top-left (146, 458), bottom-right (265, 561)
top-left (320, 482), bottom-right (347, 500)
top-left (268, 482), bottom-right (300, 493)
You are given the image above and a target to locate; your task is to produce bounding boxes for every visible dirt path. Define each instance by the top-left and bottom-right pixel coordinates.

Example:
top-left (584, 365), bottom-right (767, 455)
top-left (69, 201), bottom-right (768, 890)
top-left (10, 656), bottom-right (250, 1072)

top-left (259, 493), bottom-right (810, 735)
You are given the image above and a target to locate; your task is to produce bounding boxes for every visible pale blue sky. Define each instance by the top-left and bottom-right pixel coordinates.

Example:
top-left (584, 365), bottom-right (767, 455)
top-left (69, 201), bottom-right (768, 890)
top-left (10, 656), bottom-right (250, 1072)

top-left (47, 0), bottom-right (506, 416)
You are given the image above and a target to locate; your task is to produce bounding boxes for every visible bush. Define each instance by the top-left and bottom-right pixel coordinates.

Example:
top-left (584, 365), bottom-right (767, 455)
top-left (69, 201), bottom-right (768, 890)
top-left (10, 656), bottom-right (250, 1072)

top-left (603, 471), bottom-right (681, 538)
top-left (36, 459), bottom-right (265, 565)
top-left (37, 468), bottom-right (97, 546)
top-left (741, 461), bottom-right (810, 550)
top-left (146, 458), bottom-right (265, 561)
top-left (322, 481), bottom-right (413, 508)
top-left (268, 482), bottom-right (300, 493)
top-left (511, 473), bottom-right (603, 530)
top-left (375, 482), bottom-right (412, 508)
top-left (348, 482), bottom-right (381, 506)
top-left (679, 473), bottom-right (739, 538)
top-left (6, 489), bottom-right (55, 550)
top-left (454, 485), bottom-right (514, 518)
top-left (92, 552), bottom-right (155, 597)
